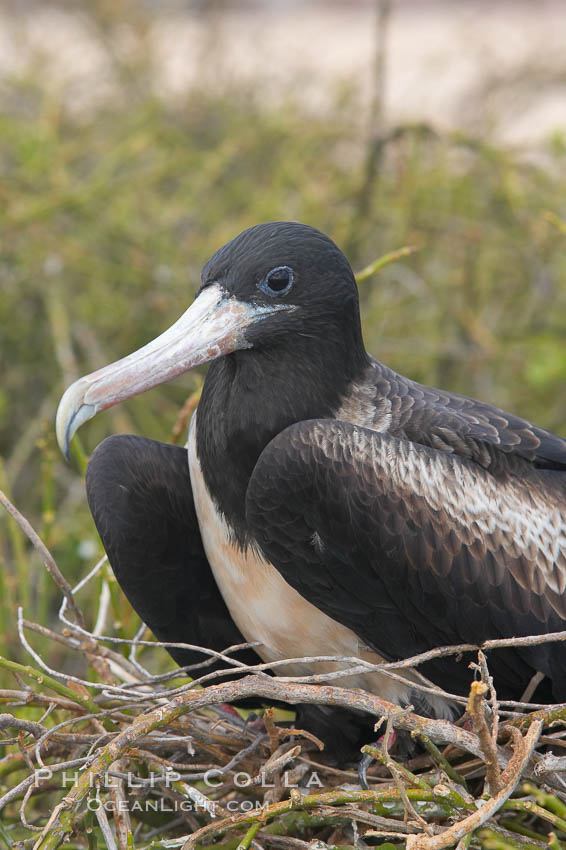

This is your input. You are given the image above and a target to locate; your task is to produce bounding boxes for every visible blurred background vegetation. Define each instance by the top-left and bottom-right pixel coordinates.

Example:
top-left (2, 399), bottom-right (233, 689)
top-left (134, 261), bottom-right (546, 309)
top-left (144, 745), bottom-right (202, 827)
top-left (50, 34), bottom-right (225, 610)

top-left (0, 0), bottom-right (565, 679)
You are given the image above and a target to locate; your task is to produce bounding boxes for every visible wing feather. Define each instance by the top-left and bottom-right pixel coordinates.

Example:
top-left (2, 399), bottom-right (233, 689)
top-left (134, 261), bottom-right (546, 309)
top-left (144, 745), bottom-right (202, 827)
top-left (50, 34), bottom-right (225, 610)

top-left (338, 359), bottom-right (566, 471)
top-left (246, 420), bottom-right (566, 701)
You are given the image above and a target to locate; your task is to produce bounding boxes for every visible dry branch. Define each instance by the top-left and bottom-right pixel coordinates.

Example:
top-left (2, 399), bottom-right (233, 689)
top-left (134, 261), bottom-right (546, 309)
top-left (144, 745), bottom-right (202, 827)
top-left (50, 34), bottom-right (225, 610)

top-left (405, 720), bottom-right (543, 850)
top-left (0, 489), bottom-right (84, 626)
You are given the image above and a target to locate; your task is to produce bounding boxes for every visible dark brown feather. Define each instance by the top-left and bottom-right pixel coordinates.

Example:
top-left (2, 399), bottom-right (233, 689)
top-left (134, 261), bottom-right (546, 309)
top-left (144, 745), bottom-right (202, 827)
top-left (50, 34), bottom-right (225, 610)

top-left (246, 419), bottom-right (566, 702)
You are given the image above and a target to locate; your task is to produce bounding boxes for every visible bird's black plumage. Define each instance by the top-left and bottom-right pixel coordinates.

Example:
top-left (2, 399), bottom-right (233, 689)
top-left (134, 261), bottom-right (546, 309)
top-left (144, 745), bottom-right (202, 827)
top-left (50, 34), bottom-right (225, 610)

top-left (86, 434), bottom-right (258, 670)
top-left (58, 220), bottom-right (566, 752)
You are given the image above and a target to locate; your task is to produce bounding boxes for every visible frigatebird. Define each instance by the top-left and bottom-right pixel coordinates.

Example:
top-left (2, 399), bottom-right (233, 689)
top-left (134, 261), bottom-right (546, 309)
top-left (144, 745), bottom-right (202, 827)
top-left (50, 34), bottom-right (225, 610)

top-left (57, 221), bottom-right (566, 733)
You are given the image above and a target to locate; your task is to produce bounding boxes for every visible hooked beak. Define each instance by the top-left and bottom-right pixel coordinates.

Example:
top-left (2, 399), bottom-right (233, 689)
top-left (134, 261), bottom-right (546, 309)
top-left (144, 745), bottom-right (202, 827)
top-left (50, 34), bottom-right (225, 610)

top-left (56, 283), bottom-right (289, 459)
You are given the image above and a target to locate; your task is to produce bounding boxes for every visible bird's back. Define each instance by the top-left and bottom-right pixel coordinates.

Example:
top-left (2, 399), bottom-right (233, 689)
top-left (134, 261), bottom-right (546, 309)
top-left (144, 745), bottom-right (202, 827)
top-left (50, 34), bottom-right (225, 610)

top-left (336, 357), bottom-right (566, 475)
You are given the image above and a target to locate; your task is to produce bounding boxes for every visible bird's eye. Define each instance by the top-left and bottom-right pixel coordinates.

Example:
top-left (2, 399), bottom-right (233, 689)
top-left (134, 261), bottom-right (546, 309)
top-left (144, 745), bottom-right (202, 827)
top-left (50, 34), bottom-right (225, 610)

top-left (258, 266), bottom-right (294, 297)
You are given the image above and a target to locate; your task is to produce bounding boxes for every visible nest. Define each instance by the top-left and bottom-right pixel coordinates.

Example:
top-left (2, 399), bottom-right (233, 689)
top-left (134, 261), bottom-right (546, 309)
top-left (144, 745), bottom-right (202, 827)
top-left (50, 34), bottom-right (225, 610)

top-left (2, 489), bottom-right (566, 850)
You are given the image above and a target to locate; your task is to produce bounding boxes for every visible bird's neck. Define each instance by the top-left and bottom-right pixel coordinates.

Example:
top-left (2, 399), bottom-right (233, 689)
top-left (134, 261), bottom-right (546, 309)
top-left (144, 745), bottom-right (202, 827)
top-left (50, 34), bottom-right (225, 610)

top-left (196, 341), bottom-right (368, 544)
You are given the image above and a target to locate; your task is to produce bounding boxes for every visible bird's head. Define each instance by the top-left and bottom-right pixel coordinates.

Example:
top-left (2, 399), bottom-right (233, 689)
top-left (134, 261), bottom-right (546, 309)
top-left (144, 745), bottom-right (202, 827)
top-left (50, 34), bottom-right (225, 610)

top-left (56, 221), bottom-right (366, 458)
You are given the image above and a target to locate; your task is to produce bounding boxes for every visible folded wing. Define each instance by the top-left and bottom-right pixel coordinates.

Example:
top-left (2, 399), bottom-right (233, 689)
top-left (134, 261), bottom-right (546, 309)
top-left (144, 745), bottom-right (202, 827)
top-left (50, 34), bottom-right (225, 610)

top-left (246, 419), bottom-right (566, 703)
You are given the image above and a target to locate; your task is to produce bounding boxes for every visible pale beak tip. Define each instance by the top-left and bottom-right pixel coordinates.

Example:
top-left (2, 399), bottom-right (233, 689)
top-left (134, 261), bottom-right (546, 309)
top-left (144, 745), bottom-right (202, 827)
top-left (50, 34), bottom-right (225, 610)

top-left (61, 438), bottom-right (71, 462)
top-left (56, 381), bottom-right (96, 461)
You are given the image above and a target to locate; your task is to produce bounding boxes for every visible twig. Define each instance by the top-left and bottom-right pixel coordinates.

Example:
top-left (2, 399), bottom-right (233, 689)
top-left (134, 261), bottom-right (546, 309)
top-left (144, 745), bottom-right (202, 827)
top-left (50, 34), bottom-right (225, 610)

top-left (467, 681), bottom-right (501, 794)
top-left (237, 821), bottom-right (262, 850)
top-left (255, 744), bottom-right (301, 786)
top-left (0, 654), bottom-right (99, 714)
top-left (94, 785), bottom-right (119, 850)
top-left (355, 246), bottom-right (418, 283)
top-left (0, 489), bottom-right (84, 626)
top-left (502, 799), bottom-right (566, 835)
top-left (0, 688), bottom-right (82, 712)
top-left (93, 580), bottom-right (111, 637)
top-left (379, 714), bottom-right (434, 832)
top-left (0, 712), bottom-right (47, 739)
top-left (0, 757), bottom-right (89, 812)
top-left (22, 619), bottom-right (143, 685)
top-left (108, 758), bottom-right (132, 850)
top-left (20, 782), bottom-right (44, 831)
top-left (405, 720), bottom-right (543, 850)
top-left (412, 732), bottom-right (469, 791)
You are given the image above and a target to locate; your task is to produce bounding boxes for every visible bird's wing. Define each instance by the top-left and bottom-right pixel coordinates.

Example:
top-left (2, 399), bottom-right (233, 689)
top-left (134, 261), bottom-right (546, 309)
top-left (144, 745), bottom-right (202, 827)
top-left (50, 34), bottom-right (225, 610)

top-left (405, 383), bottom-right (566, 471)
top-left (246, 419), bottom-right (566, 702)
top-left (86, 434), bottom-right (258, 669)
top-left (361, 361), bottom-right (566, 471)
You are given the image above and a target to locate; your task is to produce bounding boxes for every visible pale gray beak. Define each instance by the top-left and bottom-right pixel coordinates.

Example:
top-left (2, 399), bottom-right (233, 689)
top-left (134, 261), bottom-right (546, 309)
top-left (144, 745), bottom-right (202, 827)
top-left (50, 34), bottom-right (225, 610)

top-left (56, 283), bottom-right (289, 458)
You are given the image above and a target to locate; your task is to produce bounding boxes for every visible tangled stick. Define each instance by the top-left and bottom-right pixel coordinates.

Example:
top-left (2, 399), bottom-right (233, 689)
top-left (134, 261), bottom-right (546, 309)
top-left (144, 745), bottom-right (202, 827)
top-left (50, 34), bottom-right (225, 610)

top-left (406, 719), bottom-right (543, 850)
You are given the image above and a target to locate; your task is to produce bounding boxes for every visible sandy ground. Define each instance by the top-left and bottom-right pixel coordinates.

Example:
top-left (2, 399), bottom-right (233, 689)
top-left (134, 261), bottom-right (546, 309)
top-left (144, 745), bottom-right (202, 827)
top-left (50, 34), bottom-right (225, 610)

top-left (0, 2), bottom-right (565, 143)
